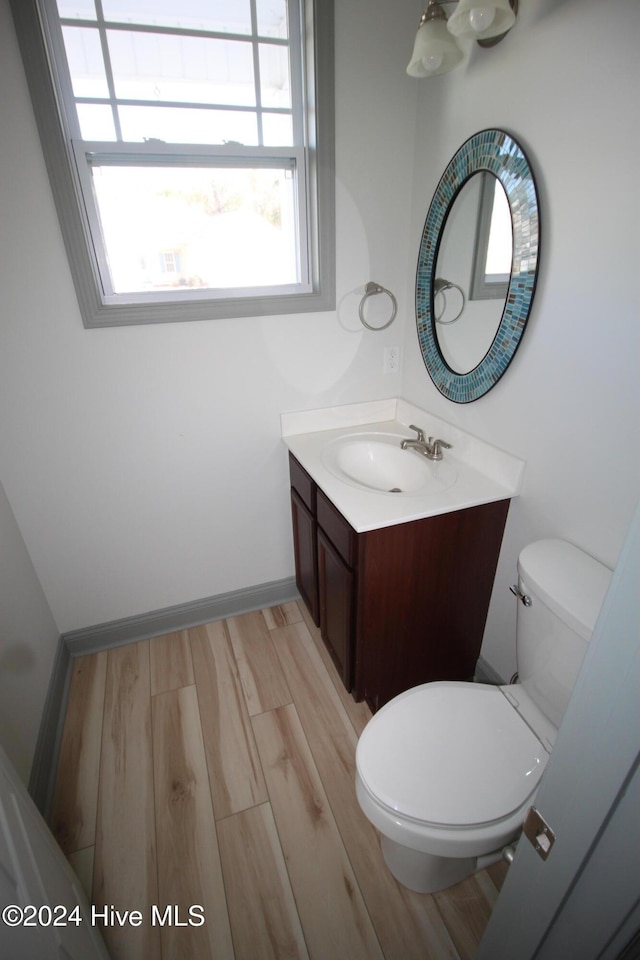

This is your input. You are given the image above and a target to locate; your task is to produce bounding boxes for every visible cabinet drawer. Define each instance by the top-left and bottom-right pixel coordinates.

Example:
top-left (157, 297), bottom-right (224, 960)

top-left (289, 454), bottom-right (315, 514)
top-left (317, 490), bottom-right (357, 566)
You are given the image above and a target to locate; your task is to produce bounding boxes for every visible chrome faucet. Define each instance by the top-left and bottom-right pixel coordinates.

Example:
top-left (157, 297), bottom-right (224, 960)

top-left (400, 424), bottom-right (452, 461)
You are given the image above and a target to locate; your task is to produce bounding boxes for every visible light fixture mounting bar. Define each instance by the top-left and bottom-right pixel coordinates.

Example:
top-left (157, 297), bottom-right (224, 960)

top-left (477, 0), bottom-right (518, 47)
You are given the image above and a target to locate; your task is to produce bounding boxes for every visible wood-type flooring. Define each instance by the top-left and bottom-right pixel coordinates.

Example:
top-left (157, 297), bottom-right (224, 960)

top-left (50, 600), bottom-right (507, 960)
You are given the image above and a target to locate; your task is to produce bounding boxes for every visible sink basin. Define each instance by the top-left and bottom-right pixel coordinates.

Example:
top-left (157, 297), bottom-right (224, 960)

top-left (322, 432), bottom-right (457, 495)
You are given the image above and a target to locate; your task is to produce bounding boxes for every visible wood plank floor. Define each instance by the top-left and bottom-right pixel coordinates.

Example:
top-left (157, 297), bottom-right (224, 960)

top-left (50, 600), bottom-right (507, 960)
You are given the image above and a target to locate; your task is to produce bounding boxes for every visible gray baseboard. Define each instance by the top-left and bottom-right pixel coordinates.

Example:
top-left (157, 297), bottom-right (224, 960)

top-left (63, 576), bottom-right (299, 656)
top-left (29, 576), bottom-right (299, 816)
top-left (28, 636), bottom-right (73, 818)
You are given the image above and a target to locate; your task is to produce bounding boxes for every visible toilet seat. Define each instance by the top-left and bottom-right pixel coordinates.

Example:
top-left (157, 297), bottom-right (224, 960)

top-left (356, 681), bottom-right (549, 829)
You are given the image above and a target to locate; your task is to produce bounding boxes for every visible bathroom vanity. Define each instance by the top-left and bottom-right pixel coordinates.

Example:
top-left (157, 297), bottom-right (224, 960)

top-left (283, 400), bottom-right (525, 713)
top-left (290, 451), bottom-right (509, 711)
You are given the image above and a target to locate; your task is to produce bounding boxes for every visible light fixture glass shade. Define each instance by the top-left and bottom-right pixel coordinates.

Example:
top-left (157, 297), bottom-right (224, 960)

top-left (447, 0), bottom-right (516, 40)
top-left (407, 16), bottom-right (464, 78)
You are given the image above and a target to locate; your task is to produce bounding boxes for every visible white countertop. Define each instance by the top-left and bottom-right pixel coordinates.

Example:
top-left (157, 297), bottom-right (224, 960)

top-left (281, 398), bottom-right (525, 533)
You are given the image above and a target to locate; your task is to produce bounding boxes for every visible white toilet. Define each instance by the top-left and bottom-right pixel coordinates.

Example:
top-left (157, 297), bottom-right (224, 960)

top-left (355, 538), bottom-right (612, 893)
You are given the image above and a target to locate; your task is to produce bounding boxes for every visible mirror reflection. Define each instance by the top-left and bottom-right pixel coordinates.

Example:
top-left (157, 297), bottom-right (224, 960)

top-left (435, 172), bottom-right (513, 374)
top-left (416, 128), bottom-right (540, 403)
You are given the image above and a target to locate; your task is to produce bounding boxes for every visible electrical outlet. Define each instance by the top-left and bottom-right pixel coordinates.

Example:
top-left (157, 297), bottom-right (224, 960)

top-left (384, 345), bottom-right (400, 374)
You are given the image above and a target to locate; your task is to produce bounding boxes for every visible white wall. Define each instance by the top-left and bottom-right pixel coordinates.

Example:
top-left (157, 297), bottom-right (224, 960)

top-left (1, 0), bottom-right (638, 696)
top-left (402, 0), bottom-right (640, 678)
top-left (0, 0), bottom-right (418, 634)
top-left (0, 480), bottom-right (59, 782)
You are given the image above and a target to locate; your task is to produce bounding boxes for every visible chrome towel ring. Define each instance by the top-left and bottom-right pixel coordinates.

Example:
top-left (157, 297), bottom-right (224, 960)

top-left (358, 281), bottom-right (398, 330)
top-left (434, 277), bottom-right (465, 324)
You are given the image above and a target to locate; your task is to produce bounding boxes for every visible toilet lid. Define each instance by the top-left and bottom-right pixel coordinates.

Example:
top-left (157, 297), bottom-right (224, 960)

top-left (357, 682), bottom-right (549, 827)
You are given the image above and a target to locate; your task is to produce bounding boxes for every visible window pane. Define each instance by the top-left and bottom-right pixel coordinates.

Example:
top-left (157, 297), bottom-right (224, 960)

top-left (77, 103), bottom-right (117, 139)
top-left (262, 112), bottom-right (293, 147)
top-left (62, 26), bottom-right (109, 98)
top-left (56, 0), bottom-right (97, 20)
top-left (90, 164), bottom-right (299, 293)
top-left (485, 179), bottom-right (512, 279)
top-left (101, 0), bottom-right (252, 35)
top-left (259, 44), bottom-right (291, 109)
top-left (107, 31), bottom-right (256, 107)
top-left (118, 105), bottom-right (258, 144)
top-left (257, 0), bottom-right (289, 39)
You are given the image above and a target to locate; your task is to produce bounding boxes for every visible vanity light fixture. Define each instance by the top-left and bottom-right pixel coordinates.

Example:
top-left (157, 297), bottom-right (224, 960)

top-left (406, 1), bottom-right (464, 78)
top-left (407, 0), bottom-right (517, 78)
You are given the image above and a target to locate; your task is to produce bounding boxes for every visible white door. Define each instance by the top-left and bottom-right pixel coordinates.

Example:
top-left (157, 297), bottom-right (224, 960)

top-left (0, 744), bottom-right (110, 959)
top-left (477, 503), bottom-right (640, 960)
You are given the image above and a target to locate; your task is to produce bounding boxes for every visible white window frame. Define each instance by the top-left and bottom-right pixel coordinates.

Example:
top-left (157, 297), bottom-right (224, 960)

top-left (10, 0), bottom-right (335, 327)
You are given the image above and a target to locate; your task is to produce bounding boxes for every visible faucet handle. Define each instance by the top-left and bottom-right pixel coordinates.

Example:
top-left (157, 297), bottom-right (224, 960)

top-left (408, 424), bottom-right (426, 443)
top-left (428, 437), bottom-right (452, 460)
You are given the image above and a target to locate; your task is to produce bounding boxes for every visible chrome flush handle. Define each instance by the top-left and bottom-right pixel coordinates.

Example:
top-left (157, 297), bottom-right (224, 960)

top-left (510, 584), bottom-right (532, 606)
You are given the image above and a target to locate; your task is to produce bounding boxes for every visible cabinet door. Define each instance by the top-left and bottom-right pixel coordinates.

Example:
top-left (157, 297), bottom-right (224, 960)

top-left (355, 499), bottom-right (511, 711)
top-left (317, 527), bottom-right (354, 691)
top-left (290, 488), bottom-right (319, 624)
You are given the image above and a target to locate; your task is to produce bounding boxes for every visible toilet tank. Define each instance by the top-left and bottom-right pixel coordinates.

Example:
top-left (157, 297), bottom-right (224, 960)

top-left (515, 539), bottom-right (612, 731)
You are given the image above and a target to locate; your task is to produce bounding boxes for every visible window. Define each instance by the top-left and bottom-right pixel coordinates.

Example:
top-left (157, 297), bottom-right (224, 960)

top-left (469, 172), bottom-right (512, 302)
top-left (11, 0), bottom-right (335, 326)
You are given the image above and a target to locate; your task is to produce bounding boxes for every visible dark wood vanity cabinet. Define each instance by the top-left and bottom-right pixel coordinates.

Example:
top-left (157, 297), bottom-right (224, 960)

top-left (289, 453), bottom-right (510, 712)
top-left (289, 458), bottom-right (319, 626)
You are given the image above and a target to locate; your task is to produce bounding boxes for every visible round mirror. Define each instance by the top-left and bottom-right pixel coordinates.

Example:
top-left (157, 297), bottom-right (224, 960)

top-left (416, 129), bottom-right (540, 403)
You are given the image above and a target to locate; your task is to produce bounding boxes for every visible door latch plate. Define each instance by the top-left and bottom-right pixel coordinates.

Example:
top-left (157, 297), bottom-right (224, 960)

top-left (523, 806), bottom-right (556, 860)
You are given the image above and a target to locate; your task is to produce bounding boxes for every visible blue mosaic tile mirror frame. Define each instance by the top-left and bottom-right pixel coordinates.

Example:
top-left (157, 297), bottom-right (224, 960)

top-left (416, 129), bottom-right (540, 403)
